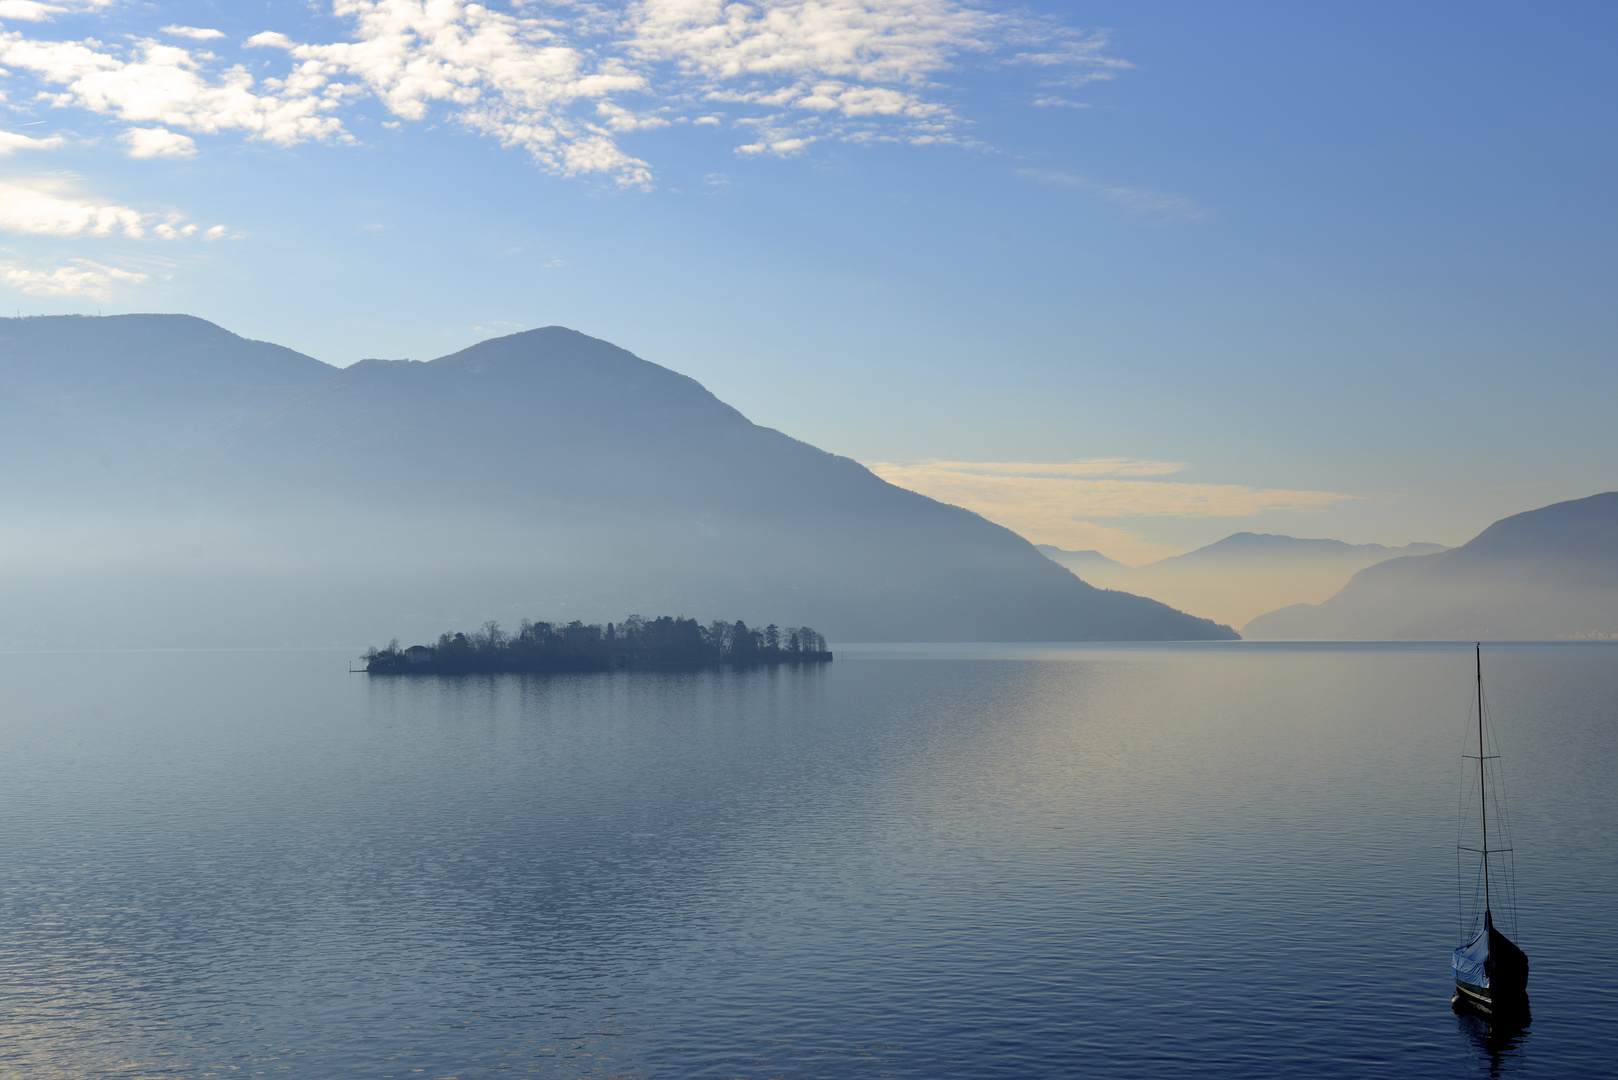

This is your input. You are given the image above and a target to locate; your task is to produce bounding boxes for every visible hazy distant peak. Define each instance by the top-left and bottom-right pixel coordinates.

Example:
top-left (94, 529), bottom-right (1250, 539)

top-left (1036, 545), bottom-right (1128, 568)
top-left (1153, 532), bottom-right (1446, 566)
top-left (1243, 490), bottom-right (1618, 639)
top-left (1198, 532), bottom-right (1366, 554)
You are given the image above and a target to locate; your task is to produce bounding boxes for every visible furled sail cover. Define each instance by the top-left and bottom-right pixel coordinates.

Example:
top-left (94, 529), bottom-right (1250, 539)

top-left (1452, 909), bottom-right (1530, 996)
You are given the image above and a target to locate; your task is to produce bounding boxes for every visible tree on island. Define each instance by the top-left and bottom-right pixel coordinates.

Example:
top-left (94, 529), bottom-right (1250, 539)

top-left (364, 615), bottom-right (831, 674)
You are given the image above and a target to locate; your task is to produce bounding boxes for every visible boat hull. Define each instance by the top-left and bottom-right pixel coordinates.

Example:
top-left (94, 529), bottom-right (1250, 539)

top-left (1452, 979), bottom-right (1530, 1023)
top-left (1451, 909), bottom-right (1528, 1018)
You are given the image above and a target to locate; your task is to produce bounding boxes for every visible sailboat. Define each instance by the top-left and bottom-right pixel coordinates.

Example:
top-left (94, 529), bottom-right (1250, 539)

top-left (1451, 644), bottom-right (1530, 1018)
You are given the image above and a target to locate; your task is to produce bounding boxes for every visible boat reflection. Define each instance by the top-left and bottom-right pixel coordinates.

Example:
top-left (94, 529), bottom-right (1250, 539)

top-left (1453, 995), bottom-right (1531, 1078)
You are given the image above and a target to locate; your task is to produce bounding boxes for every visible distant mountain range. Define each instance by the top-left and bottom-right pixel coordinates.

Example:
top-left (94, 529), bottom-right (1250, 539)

top-left (1041, 534), bottom-right (1447, 629)
top-left (0, 315), bottom-right (1235, 647)
top-left (1244, 492), bottom-right (1618, 639)
top-left (1035, 547), bottom-right (1129, 579)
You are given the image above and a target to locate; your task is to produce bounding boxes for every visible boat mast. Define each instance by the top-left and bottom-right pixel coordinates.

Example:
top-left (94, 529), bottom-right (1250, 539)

top-left (1477, 643), bottom-right (1491, 916)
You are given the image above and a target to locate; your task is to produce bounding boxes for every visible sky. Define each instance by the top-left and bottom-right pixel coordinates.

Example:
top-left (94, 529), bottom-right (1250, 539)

top-left (1, 0), bottom-right (1614, 563)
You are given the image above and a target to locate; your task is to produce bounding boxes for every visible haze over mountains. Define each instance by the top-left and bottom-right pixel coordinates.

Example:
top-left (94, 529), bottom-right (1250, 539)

top-left (1040, 535), bottom-right (1448, 629)
top-left (1245, 492), bottom-right (1618, 640)
top-left (0, 315), bottom-right (1235, 648)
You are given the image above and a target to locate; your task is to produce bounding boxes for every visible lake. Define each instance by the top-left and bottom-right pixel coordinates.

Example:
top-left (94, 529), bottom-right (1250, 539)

top-left (0, 643), bottom-right (1612, 1078)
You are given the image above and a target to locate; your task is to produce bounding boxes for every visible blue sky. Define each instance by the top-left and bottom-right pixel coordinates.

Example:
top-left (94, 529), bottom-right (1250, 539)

top-left (2, 1), bottom-right (1614, 561)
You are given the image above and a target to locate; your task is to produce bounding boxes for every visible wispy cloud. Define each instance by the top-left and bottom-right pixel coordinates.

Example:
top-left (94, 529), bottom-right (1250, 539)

top-left (865, 458), bottom-right (1356, 557)
top-left (0, 127), bottom-right (64, 153)
top-left (0, 175), bottom-right (213, 239)
top-left (0, 1), bottom-right (1121, 186)
top-left (245, 1), bottom-right (653, 184)
top-left (1020, 169), bottom-right (1206, 222)
top-left (0, 256), bottom-right (148, 298)
top-left (626, 0), bottom-right (1000, 146)
top-left (906, 459), bottom-right (1190, 480)
top-left (0, 176), bottom-right (145, 237)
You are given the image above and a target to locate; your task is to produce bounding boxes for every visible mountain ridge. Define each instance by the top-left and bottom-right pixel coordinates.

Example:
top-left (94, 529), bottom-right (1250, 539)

top-left (0, 315), bottom-right (1236, 646)
top-left (1040, 531), bottom-right (1447, 628)
top-left (1243, 492), bottom-right (1618, 639)
top-left (1155, 532), bottom-right (1446, 564)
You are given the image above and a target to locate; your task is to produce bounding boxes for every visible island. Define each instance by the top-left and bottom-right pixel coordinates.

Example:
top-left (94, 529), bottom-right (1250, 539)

top-left (364, 615), bottom-right (832, 674)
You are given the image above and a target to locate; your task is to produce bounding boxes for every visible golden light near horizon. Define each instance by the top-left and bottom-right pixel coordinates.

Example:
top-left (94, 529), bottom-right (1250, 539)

top-left (863, 459), bottom-right (1357, 564)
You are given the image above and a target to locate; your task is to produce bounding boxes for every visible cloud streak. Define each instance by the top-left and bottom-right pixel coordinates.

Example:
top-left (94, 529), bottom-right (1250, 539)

top-left (161, 26), bottom-right (226, 41)
top-left (865, 458), bottom-right (1356, 553)
top-left (0, 128), bottom-right (64, 153)
top-left (1021, 169), bottom-right (1205, 222)
top-left (0, 177), bottom-right (146, 237)
top-left (0, 176), bottom-right (216, 240)
top-left (0, 256), bottom-right (148, 298)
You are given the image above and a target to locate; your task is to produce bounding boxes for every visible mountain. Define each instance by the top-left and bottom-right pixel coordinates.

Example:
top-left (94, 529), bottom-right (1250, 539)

top-left (0, 314), bottom-right (1236, 647)
top-left (1040, 533), bottom-right (1446, 629)
top-left (1244, 493), bottom-right (1618, 639)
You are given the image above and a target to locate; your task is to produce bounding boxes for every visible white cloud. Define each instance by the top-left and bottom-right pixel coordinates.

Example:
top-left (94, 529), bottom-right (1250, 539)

top-left (0, 1), bottom-right (1121, 184)
top-left (625, 0), bottom-right (990, 150)
top-left (0, 257), bottom-right (147, 298)
top-left (0, 176), bottom-right (146, 237)
top-left (248, 0), bottom-right (654, 185)
top-left (627, 0), bottom-right (992, 84)
top-left (736, 133), bottom-right (811, 156)
top-left (0, 175), bottom-right (213, 240)
top-left (0, 1), bottom-right (62, 22)
top-left (596, 101), bottom-right (670, 132)
top-left (865, 458), bottom-right (1356, 552)
top-left (161, 25), bottom-right (226, 41)
top-left (120, 125), bottom-right (197, 158)
top-left (0, 127), bottom-right (64, 152)
top-left (0, 33), bottom-right (350, 145)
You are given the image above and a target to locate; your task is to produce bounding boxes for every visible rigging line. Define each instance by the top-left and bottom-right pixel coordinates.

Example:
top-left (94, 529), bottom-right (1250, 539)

top-left (1455, 655), bottom-right (1487, 941)
top-left (1463, 860), bottom-right (1486, 937)
top-left (1478, 668), bottom-right (1522, 937)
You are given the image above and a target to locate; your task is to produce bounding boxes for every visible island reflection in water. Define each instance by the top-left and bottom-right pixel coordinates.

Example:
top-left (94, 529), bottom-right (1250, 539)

top-left (0, 642), bottom-right (1610, 1078)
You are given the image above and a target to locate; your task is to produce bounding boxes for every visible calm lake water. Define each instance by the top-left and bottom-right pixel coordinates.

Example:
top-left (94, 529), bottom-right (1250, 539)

top-left (0, 643), bottom-right (1613, 1078)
